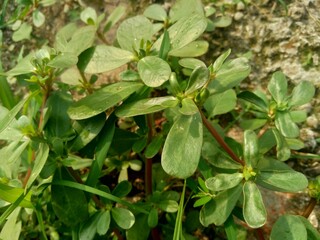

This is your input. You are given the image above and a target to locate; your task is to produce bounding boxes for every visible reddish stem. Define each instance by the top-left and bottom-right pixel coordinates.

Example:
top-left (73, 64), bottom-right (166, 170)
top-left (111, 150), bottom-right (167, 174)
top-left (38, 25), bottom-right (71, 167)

top-left (302, 198), bottom-right (317, 218)
top-left (199, 110), bottom-right (245, 166)
top-left (145, 114), bottom-right (154, 196)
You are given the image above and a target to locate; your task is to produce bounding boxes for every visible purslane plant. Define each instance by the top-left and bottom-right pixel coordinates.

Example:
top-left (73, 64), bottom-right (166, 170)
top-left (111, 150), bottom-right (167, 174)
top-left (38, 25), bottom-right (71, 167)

top-left (0, 0), bottom-right (319, 239)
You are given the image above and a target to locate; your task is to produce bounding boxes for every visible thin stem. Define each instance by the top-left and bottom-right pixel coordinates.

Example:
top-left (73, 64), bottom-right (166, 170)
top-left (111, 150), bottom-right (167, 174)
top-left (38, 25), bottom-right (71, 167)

top-left (145, 114), bottom-right (154, 196)
top-left (302, 198), bottom-right (317, 218)
top-left (199, 109), bottom-right (245, 166)
top-left (97, 31), bottom-right (109, 45)
top-left (255, 228), bottom-right (265, 240)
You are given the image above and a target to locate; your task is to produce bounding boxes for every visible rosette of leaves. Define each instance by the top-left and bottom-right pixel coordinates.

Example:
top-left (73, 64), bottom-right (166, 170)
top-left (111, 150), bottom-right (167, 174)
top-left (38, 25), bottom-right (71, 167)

top-left (199, 130), bottom-right (308, 228)
top-left (238, 71), bottom-right (315, 161)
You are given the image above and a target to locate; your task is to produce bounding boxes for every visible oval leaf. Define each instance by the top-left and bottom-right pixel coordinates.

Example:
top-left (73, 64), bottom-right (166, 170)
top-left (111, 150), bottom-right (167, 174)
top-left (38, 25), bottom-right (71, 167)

top-left (205, 173), bottom-right (243, 192)
top-left (68, 81), bottom-right (143, 120)
top-left (147, 208), bottom-right (158, 228)
top-left (204, 89), bottom-right (237, 117)
top-left (152, 14), bottom-right (207, 52)
top-left (275, 111), bottom-right (299, 138)
top-left (200, 185), bottom-right (242, 226)
top-left (116, 96), bottom-right (179, 117)
top-left (243, 181), bottom-right (267, 228)
top-left (179, 98), bottom-right (198, 115)
top-left (209, 57), bottom-right (251, 94)
top-left (268, 71), bottom-right (288, 104)
top-left (117, 15), bottom-right (153, 52)
top-left (289, 81), bottom-right (315, 107)
top-left (112, 181), bottom-right (132, 198)
top-left (138, 56), bottom-right (171, 87)
top-left (85, 45), bottom-right (134, 74)
top-left (270, 215), bottom-right (307, 240)
top-left (111, 208), bottom-right (135, 230)
top-left (243, 130), bottom-right (259, 167)
top-left (162, 112), bottom-right (203, 178)
top-left (143, 4), bottom-right (167, 21)
top-left (97, 210), bottom-right (111, 235)
top-left (257, 170), bottom-right (308, 192)
top-left (169, 40), bottom-right (208, 57)
top-left (185, 66), bottom-right (210, 95)
top-left (179, 58), bottom-right (206, 69)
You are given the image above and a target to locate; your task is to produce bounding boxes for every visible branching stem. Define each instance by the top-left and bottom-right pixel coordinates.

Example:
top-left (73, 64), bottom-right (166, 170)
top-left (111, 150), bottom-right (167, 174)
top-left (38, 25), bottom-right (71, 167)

top-left (199, 109), bottom-right (245, 166)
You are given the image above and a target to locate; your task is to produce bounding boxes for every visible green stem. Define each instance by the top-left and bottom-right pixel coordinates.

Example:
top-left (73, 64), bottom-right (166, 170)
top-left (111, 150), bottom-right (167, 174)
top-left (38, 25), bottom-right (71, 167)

top-left (199, 109), bottom-right (245, 166)
top-left (145, 114), bottom-right (154, 196)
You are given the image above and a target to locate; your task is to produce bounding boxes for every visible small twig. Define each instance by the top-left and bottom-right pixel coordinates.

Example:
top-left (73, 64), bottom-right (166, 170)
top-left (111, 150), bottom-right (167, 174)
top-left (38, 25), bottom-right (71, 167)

top-left (302, 198), bottom-right (317, 218)
top-left (97, 31), bottom-right (110, 45)
top-left (199, 109), bottom-right (245, 166)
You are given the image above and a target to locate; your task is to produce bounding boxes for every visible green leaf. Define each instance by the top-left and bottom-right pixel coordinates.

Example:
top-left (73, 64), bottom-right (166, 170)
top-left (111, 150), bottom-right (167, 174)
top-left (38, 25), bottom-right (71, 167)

top-left (193, 196), bottom-right (212, 207)
top-left (32, 9), bottom-right (45, 27)
top-left (147, 208), bottom-right (158, 228)
top-left (243, 181), bottom-right (266, 228)
top-left (116, 96), bottom-right (178, 118)
top-left (126, 214), bottom-right (150, 240)
top-left (204, 89), bottom-right (236, 117)
top-left (289, 81), bottom-right (315, 107)
top-left (212, 16), bottom-right (232, 28)
top-left (275, 111), bottom-right (299, 138)
top-left (104, 5), bottom-right (126, 32)
top-left (268, 71), bottom-right (288, 104)
top-left (145, 135), bottom-right (164, 158)
top-left (137, 56), bottom-right (171, 87)
top-left (25, 143), bottom-right (49, 190)
top-left (48, 52), bottom-right (78, 69)
top-left (70, 113), bottom-right (105, 151)
top-left (205, 173), bottom-right (243, 192)
top-left (52, 180), bottom-right (148, 214)
top-left (237, 91), bottom-right (268, 112)
top-left (169, 40), bottom-right (208, 57)
top-left (153, 14), bottom-right (207, 52)
top-left (270, 215), bottom-right (307, 240)
top-left (117, 15), bottom-right (153, 52)
top-left (158, 200), bottom-right (179, 212)
top-left (159, 30), bottom-right (171, 60)
top-left (169, 0), bottom-right (204, 22)
top-left (271, 128), bottom-right (291, 161)
top-left (243, 130), bottom-right (259, 167)
top-left (86, 117), bottom-right (115, 187)
top-left (240, 119), bottom-right (268, 131)
top-left (209, 57), bottom-right (251, 94)
top-left (45, 91), bottom-right (72, 138)
top-left (51, 168), bottom-right (88, 227)
top-left (173, 180), bottom-right (186, 240)
top-left (178, 58), bottom-right (206, 69)
top-left (111, 208), bottom-right (135, 229)
top-left (256, 158), bottom-right (308, 192)
top-left (185, 66), bottom-right (209, 95)
top-left (112, 181), bottom-right (132, 198)
top-left (200, 185), bottom-right (242, 226)
top-left (80, 7), bottom-right (97, 25)
top-left (85, 45), bottom-right (134, 74)
top-left (0, 183), bottom-right (33, 208)
top-left (79, 212), bottom-right (100, 240)
top-left (290, 110), bottom-right (307, 123)
top-left (0, 208), bottom-right (21, 240)
top-left (12, 23), bottom-right (32, 42)
top-left (179, 98), bottom-right (198, 115)
top-left (0, 95), bottom-right (30, 134)
top-left (68, 81), bottom-right (143, 120)
top-left (143, 4), bottom-right (167, 21)
top-left (224, 215), bottom-right (237, 240)
top-left (120, 69), bottom-right (140, 81)
top-left (97, 210), bottom-right (111, 235)
top-left (65, 26), bottom-right (96, 56)
top-left (297, 216), bottom-right (320, 240)
top-left (212, 49), bottom-right (231, 72)
top-left (286, 138), bottom-right (304, 150)
top-left (162, 112), bottom-right (203, 178)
